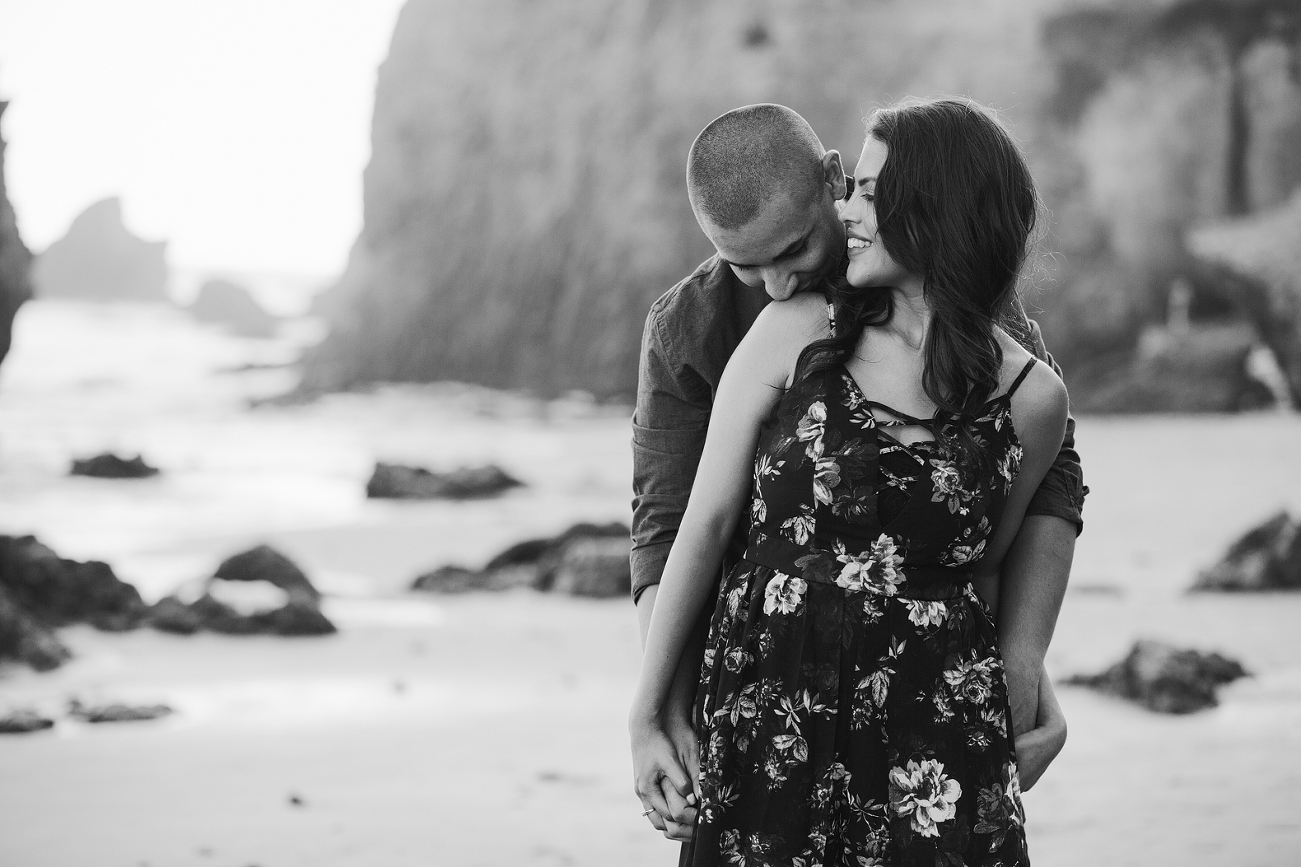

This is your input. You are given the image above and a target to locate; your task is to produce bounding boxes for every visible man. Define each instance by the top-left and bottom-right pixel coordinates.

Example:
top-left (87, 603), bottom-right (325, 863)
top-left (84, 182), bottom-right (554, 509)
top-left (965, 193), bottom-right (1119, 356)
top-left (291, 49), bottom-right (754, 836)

top-left (631, 104), bottom-right (1083, 842)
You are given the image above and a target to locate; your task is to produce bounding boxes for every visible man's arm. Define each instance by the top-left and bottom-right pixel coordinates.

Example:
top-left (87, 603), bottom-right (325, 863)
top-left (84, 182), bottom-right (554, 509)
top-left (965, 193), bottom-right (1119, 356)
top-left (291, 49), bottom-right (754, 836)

top-left (630, 299), bottom-right (712, 841)
top-left (998, 318), bottom-right (1085, 771)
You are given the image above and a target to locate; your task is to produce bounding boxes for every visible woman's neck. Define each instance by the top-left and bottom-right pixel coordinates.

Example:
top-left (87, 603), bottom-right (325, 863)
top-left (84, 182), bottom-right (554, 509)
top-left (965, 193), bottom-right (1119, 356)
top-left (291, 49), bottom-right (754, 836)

top-left (886, 279), bottom-right (930, 350)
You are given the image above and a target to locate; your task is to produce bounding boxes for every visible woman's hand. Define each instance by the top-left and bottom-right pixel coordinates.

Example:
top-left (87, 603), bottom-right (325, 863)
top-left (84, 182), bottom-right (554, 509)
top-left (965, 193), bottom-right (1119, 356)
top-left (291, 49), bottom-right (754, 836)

top-left (1013, 669), bottom-right (1067, 791)
top-left (630, 712), bottom-right (699, 841)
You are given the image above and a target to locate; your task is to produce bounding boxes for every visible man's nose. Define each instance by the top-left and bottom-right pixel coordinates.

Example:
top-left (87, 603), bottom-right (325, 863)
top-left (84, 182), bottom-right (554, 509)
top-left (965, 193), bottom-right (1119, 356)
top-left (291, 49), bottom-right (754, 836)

top-left (763, 271), bottom-right (798, 300)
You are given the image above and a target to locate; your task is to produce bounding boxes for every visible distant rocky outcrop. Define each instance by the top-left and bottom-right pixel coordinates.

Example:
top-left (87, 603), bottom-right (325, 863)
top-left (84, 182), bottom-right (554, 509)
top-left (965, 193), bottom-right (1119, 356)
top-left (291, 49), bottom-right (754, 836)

top-left (1066, 639), bottom-right (1250, 713)
top-left (1189, 189), bottom-right (1301, 408)
top-left (412, 522), bottom-right (631, 597)
top-left (1193, 511), bottom-right (1301, 591)
top-left (33, 197), bottom-right (168, 301)
top-left (68, 699), bottom-right (173, 724)
top-left (300, 0), bottom-right (1301, 410)
top-left (70, 453), bottom-right (160, 479)
top-left (366, 462), bottom-right (523, 500)
top-left (0, 102), bottom-right (33, 368)
top-left (191, 279), bottom-right (278, 338)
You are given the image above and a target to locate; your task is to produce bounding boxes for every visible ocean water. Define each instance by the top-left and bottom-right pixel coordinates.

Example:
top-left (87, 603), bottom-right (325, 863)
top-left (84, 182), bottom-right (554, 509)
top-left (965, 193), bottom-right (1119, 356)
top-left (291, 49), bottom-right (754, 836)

top-left (0, 299), bottom-right (634, 603)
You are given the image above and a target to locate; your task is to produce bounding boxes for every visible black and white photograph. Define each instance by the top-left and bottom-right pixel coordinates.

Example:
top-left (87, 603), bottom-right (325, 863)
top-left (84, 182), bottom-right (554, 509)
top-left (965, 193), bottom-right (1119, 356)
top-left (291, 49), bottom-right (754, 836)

top-left (1, 1), bottom-right (1299, 865)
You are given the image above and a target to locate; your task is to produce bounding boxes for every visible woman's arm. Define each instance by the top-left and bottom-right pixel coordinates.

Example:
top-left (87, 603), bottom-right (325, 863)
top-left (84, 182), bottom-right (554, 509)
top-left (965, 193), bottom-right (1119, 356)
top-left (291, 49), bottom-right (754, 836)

top-left (629, 294), bottom-right (825, 814)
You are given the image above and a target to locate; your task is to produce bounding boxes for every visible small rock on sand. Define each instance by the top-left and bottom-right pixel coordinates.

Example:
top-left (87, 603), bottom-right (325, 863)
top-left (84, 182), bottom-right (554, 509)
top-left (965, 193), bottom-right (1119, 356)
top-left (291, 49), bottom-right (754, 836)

top-left (69, 699), bottom-right (174, 723)
top-left (70, 453), bottom-right (160, 478)
top-left (0, 709), bottom-right (56, 734)
top-left (1193, 510), bottom-right (1301, 591)
top-left (366, 462), bottom-right (523, 500)
top-left (214, 545), bottom-right (321, 602)
top-left (411, 522), bottom-right (630, 597)
top-left (1065, 639), bottom-right (1249, 713)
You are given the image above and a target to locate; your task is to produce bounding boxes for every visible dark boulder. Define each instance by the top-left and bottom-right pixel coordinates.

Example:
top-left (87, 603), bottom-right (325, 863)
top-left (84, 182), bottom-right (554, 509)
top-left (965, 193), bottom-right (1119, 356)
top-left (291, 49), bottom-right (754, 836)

top-left (69, 699), bottom-right (173, 723)
top-left (366, 462), bottom-right (523, 500)
top-left (0, 535), bottom-right (146, 630)
top-left (1192, 511), bottom-right (1301, 591)
top-left (412, 521), bottom-right (630, 597)
top-left (146, 548), bottom-right (334, 636)
top-left (1066, 639), bottom-right (1249, 713)
top-left (213, 545), bottom-right (320, 602)
top-left (0, 709), bottom-right (55, 734)
top-left (146, 595), bottom-right (203, 635)
top-left (190, 278), bottom-right (278, 338)
top-left (0, 584), bottom-right (71, 671)
top-left (70, 453), bottom-right (160, 479)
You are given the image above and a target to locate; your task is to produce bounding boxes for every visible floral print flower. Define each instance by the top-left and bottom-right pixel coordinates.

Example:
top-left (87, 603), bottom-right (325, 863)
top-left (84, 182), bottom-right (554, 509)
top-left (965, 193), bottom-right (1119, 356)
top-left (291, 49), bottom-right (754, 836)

top-left (906, 599), bottom-right (948, 628)
top-left (888, 758), bottom-right (962, 838)
top-left (836, 534), bottom-right (905, 595)
top-left (763, 573), bottom-right (807, 616)
top-left (796, 401), bottom-right (828, 459)
top-left (813, 456), bottom-right (842, 505)
top-left (943, 655), bottom-right (999, 705)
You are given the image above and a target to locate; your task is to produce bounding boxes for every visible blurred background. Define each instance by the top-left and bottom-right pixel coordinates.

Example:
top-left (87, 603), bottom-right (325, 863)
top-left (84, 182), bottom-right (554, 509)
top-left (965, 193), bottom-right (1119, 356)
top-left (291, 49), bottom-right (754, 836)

top-left (0, 0), bottom-right (1299, 865)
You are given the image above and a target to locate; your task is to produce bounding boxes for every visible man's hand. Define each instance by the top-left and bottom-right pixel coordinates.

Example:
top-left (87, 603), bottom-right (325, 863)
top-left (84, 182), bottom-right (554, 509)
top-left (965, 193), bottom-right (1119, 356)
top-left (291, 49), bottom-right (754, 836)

top-left (631, 713), bottom-right (699, 842)
top-left (1013, 670), bottom-right (1067, 791)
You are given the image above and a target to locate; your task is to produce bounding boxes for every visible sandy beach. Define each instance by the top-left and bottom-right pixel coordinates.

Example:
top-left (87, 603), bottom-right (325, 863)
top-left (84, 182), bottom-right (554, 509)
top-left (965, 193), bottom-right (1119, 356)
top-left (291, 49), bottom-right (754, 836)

top-left (1, 300), bottom-right (1300, 866)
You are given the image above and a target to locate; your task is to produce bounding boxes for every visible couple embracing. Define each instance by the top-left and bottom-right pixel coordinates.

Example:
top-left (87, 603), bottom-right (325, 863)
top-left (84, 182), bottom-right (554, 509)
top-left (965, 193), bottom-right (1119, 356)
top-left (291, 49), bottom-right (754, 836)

top-left (628, 99), bottom-right (1086, 866)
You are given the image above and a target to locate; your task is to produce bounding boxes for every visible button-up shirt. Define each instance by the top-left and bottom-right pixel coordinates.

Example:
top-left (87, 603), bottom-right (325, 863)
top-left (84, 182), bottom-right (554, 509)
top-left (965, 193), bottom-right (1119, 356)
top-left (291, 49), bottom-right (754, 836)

top-left (630, 255), bottom-right (1087, 602)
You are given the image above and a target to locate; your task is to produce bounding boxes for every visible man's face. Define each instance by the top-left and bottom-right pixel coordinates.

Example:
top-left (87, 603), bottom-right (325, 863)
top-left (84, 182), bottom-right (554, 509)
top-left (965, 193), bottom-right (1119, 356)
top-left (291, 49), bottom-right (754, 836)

top-left (699, 161), bottom-right (847, 302)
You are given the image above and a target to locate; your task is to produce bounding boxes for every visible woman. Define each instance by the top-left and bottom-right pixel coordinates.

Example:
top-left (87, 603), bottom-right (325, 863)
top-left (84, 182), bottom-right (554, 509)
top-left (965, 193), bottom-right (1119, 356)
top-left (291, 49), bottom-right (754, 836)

top-left (629, 97), bottom-right (1068, 865)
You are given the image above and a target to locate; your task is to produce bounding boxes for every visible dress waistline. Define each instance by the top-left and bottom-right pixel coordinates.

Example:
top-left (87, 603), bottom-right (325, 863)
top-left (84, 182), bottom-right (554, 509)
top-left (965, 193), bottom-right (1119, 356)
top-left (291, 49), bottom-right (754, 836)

top-left (744, 529), bottom-right (973, 602)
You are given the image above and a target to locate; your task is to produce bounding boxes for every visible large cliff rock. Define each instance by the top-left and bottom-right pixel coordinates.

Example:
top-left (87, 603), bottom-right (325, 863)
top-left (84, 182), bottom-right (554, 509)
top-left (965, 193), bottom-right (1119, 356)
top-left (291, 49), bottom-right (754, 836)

top-left (0, 102), bottom-right (33, 366)
top-left (304, 0), bottom-right (1301, 403)
top-left (33, 197), bottom-right (168, 302)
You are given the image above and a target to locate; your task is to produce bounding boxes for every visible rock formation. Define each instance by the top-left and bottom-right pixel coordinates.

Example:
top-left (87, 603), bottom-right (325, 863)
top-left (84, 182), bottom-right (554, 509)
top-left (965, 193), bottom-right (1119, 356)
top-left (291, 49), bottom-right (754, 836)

top-left (1193, 510), bottom-right (1301, 591)
top-left (366, 462), bottom-right (523, 500)
top-left (191, 278), bottom-right (279, 338)
top-left (70, 453), bottom-right (161, 479)
top-left (33, 197), bottom-right (168, 301)
top-left (301, 0), bottom-right (1301, 407)
top-left (148, 545), bottom-right (335, 636)
top-left (0, 102), bottom-right (33, 367)
top-left (412, 521), bottom-right (631, 597)
top-left (1066, 639), bottom-right (1249, 713)
top-left (1189, 189), bottom-right (1301, 407)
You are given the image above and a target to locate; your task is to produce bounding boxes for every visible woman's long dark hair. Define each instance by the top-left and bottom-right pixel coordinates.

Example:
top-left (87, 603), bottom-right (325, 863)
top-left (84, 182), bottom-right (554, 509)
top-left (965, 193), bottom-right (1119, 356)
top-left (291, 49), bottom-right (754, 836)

top-left (795, 97), bottom-right (1040, 475)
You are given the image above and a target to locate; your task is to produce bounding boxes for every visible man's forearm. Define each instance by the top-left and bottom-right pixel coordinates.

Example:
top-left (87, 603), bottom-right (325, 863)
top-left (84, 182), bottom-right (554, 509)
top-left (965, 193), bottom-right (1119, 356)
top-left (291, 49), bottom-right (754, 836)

top-left (996, 514), bottom-right (1075, 737)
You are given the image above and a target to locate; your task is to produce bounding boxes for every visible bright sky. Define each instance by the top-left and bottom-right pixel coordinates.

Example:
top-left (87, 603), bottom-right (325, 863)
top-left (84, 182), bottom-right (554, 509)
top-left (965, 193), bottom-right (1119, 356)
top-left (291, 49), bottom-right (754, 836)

top-left (0, 0), bottom-right (407, 278)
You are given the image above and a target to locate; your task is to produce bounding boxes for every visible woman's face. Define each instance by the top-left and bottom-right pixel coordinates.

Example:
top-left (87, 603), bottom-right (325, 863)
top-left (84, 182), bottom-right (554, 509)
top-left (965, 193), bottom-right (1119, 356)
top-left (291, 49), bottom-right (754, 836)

top-left (842, 135), bottom-right (914, 289)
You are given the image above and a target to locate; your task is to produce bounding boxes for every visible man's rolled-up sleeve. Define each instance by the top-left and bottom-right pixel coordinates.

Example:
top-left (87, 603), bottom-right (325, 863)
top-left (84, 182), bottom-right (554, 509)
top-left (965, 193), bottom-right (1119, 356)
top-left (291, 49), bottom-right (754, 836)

top-left (630, 302), bottom-right (712, 602)
top-left (1024, 319), bottom-right (1089, 535)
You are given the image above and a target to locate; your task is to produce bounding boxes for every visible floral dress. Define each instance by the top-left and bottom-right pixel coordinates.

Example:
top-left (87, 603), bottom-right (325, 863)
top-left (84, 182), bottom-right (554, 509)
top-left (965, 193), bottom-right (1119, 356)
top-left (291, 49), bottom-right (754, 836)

top-left (684, 326), bottom-right (1038, 867)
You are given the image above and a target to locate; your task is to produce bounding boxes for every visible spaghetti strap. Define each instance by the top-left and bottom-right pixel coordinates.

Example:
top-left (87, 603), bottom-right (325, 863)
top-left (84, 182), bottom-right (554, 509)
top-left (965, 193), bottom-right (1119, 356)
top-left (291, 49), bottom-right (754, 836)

top-left (1005, 357), bottom-right (1037, 398)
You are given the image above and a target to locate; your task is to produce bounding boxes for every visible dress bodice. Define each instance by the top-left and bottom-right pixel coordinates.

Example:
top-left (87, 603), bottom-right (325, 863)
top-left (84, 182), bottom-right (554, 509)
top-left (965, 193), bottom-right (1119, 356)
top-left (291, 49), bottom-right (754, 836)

top-left (743, 360), bottom-right (1030, 597)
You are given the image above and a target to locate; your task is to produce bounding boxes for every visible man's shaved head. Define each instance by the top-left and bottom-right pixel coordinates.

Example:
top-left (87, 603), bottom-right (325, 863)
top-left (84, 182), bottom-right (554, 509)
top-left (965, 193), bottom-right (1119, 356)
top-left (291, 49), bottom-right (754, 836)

top-left (687, 104), bottom-right (827, 231)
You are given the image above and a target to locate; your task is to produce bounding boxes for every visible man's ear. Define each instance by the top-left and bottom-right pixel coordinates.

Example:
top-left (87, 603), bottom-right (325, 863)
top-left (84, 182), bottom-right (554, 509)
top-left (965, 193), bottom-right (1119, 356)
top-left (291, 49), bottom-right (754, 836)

top-left (822, 150), bottom-right (847, 202)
